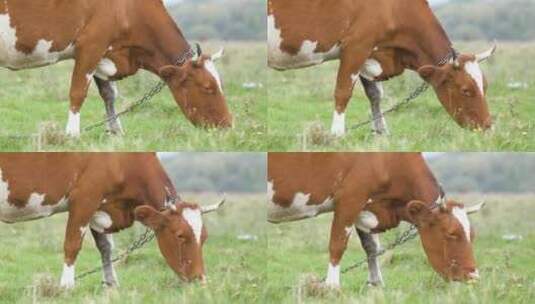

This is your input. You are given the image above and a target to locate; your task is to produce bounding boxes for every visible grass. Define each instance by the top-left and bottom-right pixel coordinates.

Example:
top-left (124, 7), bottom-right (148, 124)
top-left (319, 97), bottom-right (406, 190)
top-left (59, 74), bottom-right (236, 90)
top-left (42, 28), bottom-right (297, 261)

top-left (0, 193), bottom-right (267, 304)
top-left (266, 194), bottom-right (535, 303)
top-left (0, 42), bottom-right (266, 152)
top-left (267, 42), bottom-right (535, 151)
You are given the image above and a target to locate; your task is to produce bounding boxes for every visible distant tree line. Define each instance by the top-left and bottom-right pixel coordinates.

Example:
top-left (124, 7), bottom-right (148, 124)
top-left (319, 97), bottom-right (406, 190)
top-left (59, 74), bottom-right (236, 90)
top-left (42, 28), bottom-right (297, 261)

top-left (160, 153), bottom-right (266, 193)
top-left (435, 0), bottom-right (535, 41)
top-left (428, 153), bottom-right (535, 193)
top-left (168, 0), bottom-right (265, 41)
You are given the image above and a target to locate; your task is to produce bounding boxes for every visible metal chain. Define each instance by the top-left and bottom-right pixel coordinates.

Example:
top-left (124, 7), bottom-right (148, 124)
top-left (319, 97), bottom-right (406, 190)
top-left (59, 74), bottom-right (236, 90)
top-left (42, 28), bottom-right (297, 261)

top-left (83, 47), bottom-right (195, 132)
top-left (349, 50), bottom-right (455, 131)
top-left (338, 225), bottom-right (418, 278)
top-left (75, 227), bottom-right (155, 280)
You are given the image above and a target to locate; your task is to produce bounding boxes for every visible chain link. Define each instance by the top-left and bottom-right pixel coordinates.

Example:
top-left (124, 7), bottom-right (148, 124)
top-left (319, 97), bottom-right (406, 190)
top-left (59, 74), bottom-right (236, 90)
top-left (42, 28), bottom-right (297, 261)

top-left (75, 227), bottom-right (155, 280)
top-left (349, 51), bottom-right (455, 131)
top-left (83, 47), bottom-right (195, 132)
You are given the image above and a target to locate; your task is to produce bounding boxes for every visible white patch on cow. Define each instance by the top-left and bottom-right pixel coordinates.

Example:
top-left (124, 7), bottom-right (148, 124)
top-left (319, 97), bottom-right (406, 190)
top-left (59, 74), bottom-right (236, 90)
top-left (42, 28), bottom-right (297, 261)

top-left (0, 184), bottom-right (69, 224)
top-left (182, 207), bottom-right (203, 244)
top-left (0, 14), bottom-right (74, 70)
top-left (360, 59), bottom-right (383, 81)
top-left (452, 207), bottom-right (471, 242)
top-left (0, 168), bottom-right (9, 206)
top-left (351, 73), bottom-right (360, 85)
top-left (60, 263), bottom-right (75, 289)
top-left (355, 211), bottom-right (379, 233)
top-left (204, 59), bottom-right (223, 92)
top-left (94, 58), bottom-right (118, 80)
top-left (80, 225), bottom-right (88, 237)
top-left (267, 15), bottom-right (340, 70)
top-left (268, 190), bottom-right (334, 223)
top-left (102, 199), bottom-right (108, 204)
top-left (267, 181), bottom-right (274, 201)
top-left (464, 60), bottom-right (484, 94)
top-left (65, 110), bottom-right (80, 137)
top-left (90, 211), bottom-right (113, 233)
top-left (345, 226), bottom-right (353, 237)
top-left (325, 263), bottom-right (340, 288)
top-left (330, 111), bottom-right (346, 136)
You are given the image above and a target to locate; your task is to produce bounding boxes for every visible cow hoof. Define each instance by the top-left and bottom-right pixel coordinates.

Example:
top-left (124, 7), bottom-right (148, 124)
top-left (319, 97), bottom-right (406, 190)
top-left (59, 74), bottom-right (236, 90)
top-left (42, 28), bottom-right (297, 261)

top-left (372, 128), bottom-right (390, 136)
top-left (59, 281), bottom-right (75, 289)
top-left (102, 281), bottom-right (120, 288)
top-left (366, 281), bottom-right (384, 288)
top-left (106, 128), bottom-right (124, 136)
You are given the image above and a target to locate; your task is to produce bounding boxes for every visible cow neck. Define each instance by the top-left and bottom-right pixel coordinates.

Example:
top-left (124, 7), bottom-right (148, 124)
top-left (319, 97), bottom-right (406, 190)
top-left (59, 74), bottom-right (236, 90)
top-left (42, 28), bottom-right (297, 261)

top-left (135, 10), bottom-right (192, 74)
top-left (394, 2), bottom-right (453, 70)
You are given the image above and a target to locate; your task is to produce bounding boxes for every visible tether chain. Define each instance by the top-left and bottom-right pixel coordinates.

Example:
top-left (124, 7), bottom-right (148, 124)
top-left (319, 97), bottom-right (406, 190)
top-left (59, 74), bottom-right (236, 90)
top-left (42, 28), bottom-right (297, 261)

top-left (349, 50), bottom-right (455, 130)
top-left (321, 224), bottom-right (419, 281)
top-left (83, 47), bottom-right (195, 132)
top-left (75, 227), bottom-right (155, 280)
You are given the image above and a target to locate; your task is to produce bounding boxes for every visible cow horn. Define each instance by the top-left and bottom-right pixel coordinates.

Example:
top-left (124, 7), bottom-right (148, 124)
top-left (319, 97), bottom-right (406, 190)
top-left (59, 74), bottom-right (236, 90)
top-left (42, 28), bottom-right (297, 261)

top-left (201, 194), bottom-right (226, 214)
top-left (211, 47), bottom-right (224, 61)
top-left (475, 41), bottom-right (497, 62)
top-left (466, 201), bottom-right (486, 214)
top-left (196, 43), bottom-right (202, 56)
top-left (453, 58), bottom-right (460, 69)
top-left (435, 194), bottom-right (447, 211)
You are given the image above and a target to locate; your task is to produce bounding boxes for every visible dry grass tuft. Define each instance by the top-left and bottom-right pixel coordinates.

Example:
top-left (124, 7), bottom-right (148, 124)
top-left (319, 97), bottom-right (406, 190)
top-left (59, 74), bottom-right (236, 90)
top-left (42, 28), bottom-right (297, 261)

top-left (28, 273), bottom-right (62, 299)
top-left (36, 122), bottom-right (67, 148)
top-left (303, 121), bottom-right (335, 148)
top-left (296, 273), bottom-right (340, 300)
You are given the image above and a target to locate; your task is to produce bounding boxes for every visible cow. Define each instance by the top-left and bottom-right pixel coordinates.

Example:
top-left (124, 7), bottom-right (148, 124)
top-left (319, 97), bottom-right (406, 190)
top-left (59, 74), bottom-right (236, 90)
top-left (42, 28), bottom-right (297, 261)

top-left (268, 152), bottom-right (485, 288)
top-left (0, 153), bottom-right (225, 288)
top-left (0, 0), bottom-right (232, 137)
top-left (268, 0), bottom-right (496, 136)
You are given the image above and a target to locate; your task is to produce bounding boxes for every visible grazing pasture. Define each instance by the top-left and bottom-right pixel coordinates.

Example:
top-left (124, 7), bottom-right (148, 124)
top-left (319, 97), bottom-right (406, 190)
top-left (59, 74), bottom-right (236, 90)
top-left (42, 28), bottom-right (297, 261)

top-left (0, 42), bottom-right (266, 152)
top-left (267, 42), bottom-right (535, 151)
top-left (0, 193), bottom-right (267, 304)
top-left (266, 194), bottom-right (535, 303)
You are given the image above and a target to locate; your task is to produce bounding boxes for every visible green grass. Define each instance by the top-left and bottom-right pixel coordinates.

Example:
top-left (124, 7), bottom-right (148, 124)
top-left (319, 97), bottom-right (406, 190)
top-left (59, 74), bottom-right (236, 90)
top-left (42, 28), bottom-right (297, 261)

top-left (267, 42), bottom-right (535, 151)
top-left (0, 42), bottom-right (266, 152)
top-left (266, 194), bottom-right (535, 303)
top-left (0, 193), bottom-right (267, 304)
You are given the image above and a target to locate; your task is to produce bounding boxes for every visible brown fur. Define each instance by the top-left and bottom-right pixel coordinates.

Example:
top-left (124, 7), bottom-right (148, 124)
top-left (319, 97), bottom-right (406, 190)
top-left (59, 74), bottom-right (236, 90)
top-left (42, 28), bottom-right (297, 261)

top-left (0, 0), bottom-right (231, 130)
top-left (268, 0), bottom-right (493, 130)
top-left (268, 152), bottom-right (479, 282)
top-left (0, 153), bottom-right (209, 283)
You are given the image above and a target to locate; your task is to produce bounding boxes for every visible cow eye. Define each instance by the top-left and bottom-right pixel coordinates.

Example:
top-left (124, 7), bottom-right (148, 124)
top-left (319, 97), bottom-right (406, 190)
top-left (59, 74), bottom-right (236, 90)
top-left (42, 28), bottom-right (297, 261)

top-left (461, 87), bottom-right (473, 97)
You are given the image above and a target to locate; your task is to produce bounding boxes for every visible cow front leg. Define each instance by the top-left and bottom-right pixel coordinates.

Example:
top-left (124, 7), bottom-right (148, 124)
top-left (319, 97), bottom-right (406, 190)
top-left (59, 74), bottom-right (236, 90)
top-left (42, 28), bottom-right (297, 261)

top-left (331, 40), bottom-right (376, 136)
top-left (90, 229), bottom-right (119, 287)
top-left (360, 76), bottom-right (389, 135)
top-left (94, 77), bottom-right (123, 135)
top-left (356, 229), bottom-right (384, 287)
top-left (66, 41), bottom-right (110, 137)
top-left (325, 197), bottom-right (368, 288)
top-left (61, 193), bottom-right (102, 288)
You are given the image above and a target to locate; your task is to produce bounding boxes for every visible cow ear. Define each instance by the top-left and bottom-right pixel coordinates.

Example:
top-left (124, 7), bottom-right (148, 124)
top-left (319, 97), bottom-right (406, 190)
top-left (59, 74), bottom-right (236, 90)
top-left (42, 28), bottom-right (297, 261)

top-left (159, 66), bottom-right (186, 83)
top-left (418, 65), bottom-right (446, 86)
top-left (134, 206), bottom-right (168, 231)
top-left (407, 200), bottom-right (433, 226)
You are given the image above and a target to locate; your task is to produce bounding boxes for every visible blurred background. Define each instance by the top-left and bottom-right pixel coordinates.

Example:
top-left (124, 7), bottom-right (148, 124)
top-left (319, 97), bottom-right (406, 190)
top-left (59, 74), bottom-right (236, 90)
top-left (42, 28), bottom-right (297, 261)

top-left (164, 0), bottom-right (265, 41)
top-left (429, 0), bottom-right (535, 41)
top-left (426, 153), bottom-right (535, 193)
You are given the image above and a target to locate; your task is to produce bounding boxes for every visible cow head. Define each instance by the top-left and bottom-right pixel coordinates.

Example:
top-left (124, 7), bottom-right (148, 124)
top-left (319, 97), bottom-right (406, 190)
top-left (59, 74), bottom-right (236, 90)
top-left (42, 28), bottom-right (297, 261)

top-left (134, 198), bottom-right (225, 282)
top-left (418, 44), bottom-right (496, 130)
top-left (159, 45), bottom-right (232, 128)
top-left (408, 199), bottom-right (485, 281)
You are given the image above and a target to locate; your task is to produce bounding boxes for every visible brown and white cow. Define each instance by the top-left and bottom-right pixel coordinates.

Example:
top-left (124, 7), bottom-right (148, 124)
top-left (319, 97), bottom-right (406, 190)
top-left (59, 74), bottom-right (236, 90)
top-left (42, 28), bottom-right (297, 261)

top-left (0, 153), bottom-right (224, 288)
top-left (268, 0), bottom-right (496, 136)
top-left (268, 153), bottom-right (485, 288)
top-left (0, 0), bottom-right (232, 137)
